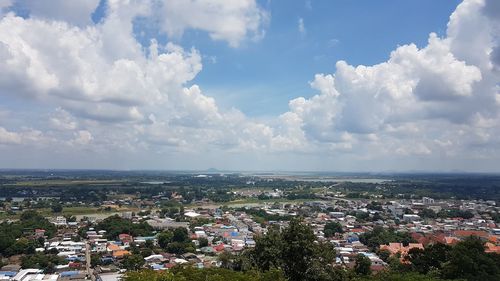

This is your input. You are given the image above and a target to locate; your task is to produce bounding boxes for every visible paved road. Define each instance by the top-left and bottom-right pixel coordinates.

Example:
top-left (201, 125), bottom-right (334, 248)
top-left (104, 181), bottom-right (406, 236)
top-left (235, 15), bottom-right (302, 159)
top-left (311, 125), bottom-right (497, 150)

top-left (86, 242), bottom-right (96, 281)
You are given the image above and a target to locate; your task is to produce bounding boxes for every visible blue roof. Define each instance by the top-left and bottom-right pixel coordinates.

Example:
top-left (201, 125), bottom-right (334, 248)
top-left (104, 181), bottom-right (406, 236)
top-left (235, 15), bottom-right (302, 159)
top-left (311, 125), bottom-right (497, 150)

top-left (0, 271), bottom-right (17, 277)
top-left (60, 271), bottom-right (80, 277)
top-left (151, 264), bottom-right (164, 270)
top-left (136, 236), bottom-right (156, 240)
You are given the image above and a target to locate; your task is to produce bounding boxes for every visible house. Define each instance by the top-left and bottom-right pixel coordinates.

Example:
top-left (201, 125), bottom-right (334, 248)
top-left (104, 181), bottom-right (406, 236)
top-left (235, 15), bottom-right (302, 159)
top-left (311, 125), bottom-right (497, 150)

top-left (119, 233), bottom-right (133, 247)
top-left (34, 228), bottom-right (46, 238)
top-left (112, 250), bottom-right (130, 259)
top-left (144, 254), bottom-right (165, 263)
top-left (403, 214), bottom-right (421, 222)
top-left (485, 242), bottom-right (500, 254)
top-left (53, 216), bottom-right (67, 226)
top-left (379, 243), bottom-right (424, 259)
top-left (453, 230), bottom-right (489, 239)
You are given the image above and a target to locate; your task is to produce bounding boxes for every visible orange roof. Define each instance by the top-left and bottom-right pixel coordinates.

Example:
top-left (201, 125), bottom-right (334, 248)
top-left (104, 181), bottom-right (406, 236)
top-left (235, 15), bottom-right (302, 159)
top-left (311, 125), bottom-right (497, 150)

top-left (408, 243), bottom-right (424, 249)
top-left (113, 250), bottom-right (130, 258)
top-left (213, 244), bottom-right (225, 252)
top-left (444, 237), bottom-right (460, 245)
top-left (379, 243), bottom-right (423, 256)
top-left (107, 244), bottom-right (121, 251)
top-left (485, 242), bottom-right (500, 254)
top-left (453, 230), bottom-right (488, 238)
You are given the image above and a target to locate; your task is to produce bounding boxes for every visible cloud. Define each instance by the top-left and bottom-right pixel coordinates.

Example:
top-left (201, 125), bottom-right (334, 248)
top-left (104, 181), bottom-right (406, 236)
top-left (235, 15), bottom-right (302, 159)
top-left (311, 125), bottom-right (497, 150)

top-left (0, 12), bottom-right (202, 123)
top-left (0, 0), bottom-right (499, 171)
top-left (0, 0), bottom-right (275, 158)
top-left (298, 17), bottom-right (305, 35)
top-left (71, 130), bottom-right (93, 146)
top-left (277, 0), bottom-right (500, 162)
top-left (0, 127), bottom-right (21, 144)
top-left (155, 0), bottom-right (268, 47)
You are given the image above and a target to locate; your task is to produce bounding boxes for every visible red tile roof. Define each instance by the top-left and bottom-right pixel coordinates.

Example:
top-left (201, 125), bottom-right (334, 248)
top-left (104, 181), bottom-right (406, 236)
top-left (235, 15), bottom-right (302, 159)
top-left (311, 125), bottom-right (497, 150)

top-left (453, 230), bottom-right (488, 238)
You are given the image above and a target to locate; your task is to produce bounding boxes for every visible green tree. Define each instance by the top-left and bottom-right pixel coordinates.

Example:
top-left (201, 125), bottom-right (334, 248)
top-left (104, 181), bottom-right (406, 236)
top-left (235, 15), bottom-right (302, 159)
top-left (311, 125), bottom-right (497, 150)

top-left (51, 203), bottom-right (63, 213)
top-left (377, 249), bottom-right (391, 262)
top-left (441, 236), bottom-right (500, 281)
top-left (124, 267), bottom-right (287, 281)
top-left (157, 231), bottom-right (174, 249)
top-left (218, 251), bottom-right (235, 269)
top-left (121, 254), bottom-right (145, 271)
top-left (407, 243), bottom-right (451, 274)
top-left (250, 226), bottom-right (283, 271)
top-left (354, 254), bottom-right (371, 276)
top-left (359, 226), bottom-right (414, 251)
top-left (324, 221), bottom-right (343, 237)
top-left (419, 209), bottom-right (437, 219)
top-left (198, 237), bottom-right (208, 248)
top-left (280, 218), bottom-right (336, 281)
top-left (166, 242), bottom-right (189, 254)
top-left (144, 239), bottom-right (154, 249)
top-left (173, 227), bottom-right (188, 243)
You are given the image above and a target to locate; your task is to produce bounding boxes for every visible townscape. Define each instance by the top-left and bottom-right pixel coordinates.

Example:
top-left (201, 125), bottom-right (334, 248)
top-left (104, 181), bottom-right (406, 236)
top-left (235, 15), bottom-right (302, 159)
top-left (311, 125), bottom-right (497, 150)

top-left (1, 0), bottom-right (500, 280)
top-left (0, 171), bottom-right (499, 281)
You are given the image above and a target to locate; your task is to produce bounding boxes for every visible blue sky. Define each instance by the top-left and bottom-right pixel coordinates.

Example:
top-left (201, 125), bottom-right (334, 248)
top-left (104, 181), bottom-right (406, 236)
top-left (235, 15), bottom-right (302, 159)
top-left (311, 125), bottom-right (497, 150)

top-left (0, 0), bottom-right (499, 171)
top-left (105, 0), bottom-right (465, 116)
top-left (186, 0), bottom-right (462, 116)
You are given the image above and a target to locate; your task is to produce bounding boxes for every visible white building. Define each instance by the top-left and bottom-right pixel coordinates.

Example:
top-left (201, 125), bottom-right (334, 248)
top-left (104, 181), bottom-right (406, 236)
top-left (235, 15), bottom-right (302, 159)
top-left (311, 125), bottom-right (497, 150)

top-left (403, 214), bottom-right (421, 222)
top-left (422, 197), bottom-right (435, 205)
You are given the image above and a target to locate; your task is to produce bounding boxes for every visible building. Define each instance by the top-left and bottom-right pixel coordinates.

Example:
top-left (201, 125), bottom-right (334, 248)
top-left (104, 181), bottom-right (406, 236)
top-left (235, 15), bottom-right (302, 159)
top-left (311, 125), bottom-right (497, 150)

top-left (403, 214), bottom-right (421, 222)
top-left (422, 197), bottom-right (435, 205)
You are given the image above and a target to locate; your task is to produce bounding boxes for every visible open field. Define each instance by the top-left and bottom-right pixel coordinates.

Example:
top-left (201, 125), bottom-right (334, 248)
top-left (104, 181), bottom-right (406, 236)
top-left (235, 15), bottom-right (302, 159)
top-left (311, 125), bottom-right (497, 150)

top-left (0, 206), bottom-right (140, 221)
top-left (4, 179), bottom-right (127, 187)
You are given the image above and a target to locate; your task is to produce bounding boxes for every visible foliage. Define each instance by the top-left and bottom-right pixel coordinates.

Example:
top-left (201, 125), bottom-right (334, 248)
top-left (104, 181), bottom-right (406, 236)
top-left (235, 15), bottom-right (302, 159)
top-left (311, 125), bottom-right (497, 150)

top-left (0, 211), bottom-right (56, 256)
top-left (157, 231), bottom-right (174, 249)
top-left (189, 217), bottom-right (214, 231)
top-left (246, 218), bottom-right (337, 281)
top-left (437, 209), bottom-right (474, 219)
top-left (121, 254), bottom-right (145, 270)
top-left (124, 267), bottom-right (286, 281)
top-left (238, 208), bottom-right (292, 223)
top-left (440, 236), bottom-right (500, 281)
top-left (4, 237), bottom-right (39, 256)
top-left (359, 226), bottom-right (414, 251)
top-left (157, 227), bottom-right (194, 254)
top-left (173, 227), bottom-right (188, 242)
top-left (419, 209), bottom-right (437, 219)
top-left (366, 201), bottom-right (383, 211)
top-left (249, 226), bottom-right (283, 271)
top-left (324, 221), bottom-right (344, 237)
top-left (21, 253), bottom-right (64, 272)
top-left (96, 215), bottom-right (154, 240)
top-left (198, 237), bottom-right (209, 247)
top-left (354, 271), bottom-right (447, 281)
top-left (377, 249), bottom-right (391, 262)
top-left (406, 243), bottom-right (451, 274)
top-left (51, 202), bottom-right (63, 213)
top-left (207, 189), bottom-right (234, 202)
top-left (354, 254), bottom-right (371, 276)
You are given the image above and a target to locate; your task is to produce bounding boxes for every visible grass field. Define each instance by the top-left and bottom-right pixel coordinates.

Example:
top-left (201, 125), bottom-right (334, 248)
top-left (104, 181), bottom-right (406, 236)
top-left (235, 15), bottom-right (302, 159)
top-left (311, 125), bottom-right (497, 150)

top-left (4, 179), bottom-right (126, 186)
top-left (0, 206), bottom-right (140, 220)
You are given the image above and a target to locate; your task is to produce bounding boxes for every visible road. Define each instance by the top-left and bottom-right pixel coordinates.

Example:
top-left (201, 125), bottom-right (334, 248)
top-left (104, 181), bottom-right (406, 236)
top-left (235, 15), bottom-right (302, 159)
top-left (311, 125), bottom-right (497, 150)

top-left (86, 242), bottom-right (96, 281)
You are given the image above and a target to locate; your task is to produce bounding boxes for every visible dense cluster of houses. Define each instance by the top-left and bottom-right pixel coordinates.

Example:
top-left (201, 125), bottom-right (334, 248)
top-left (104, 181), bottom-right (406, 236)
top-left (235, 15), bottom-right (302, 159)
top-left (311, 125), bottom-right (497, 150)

top-left (1, 195), bottom-right (499, 280)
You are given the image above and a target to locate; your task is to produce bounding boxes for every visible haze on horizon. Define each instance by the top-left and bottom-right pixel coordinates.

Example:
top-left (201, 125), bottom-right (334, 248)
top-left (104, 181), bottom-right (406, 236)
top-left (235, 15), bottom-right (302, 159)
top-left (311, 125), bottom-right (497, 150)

top-left (0, 0), bottom-right (499, 172)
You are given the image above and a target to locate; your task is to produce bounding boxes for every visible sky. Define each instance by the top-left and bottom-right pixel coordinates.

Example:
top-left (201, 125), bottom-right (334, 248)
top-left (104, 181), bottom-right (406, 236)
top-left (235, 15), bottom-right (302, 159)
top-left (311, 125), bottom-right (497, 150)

top-left (0, 0), bottom-right (499, 172)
